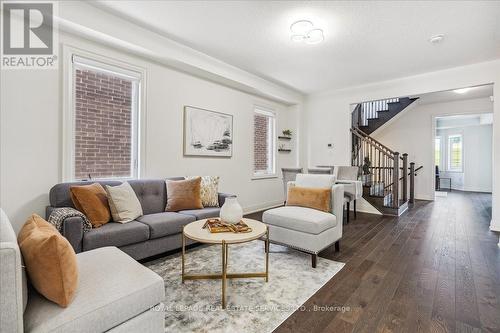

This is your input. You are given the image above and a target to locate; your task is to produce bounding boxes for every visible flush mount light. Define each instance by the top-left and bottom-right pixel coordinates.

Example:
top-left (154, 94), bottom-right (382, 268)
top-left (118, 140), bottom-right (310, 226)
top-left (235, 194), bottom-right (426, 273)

top-left (305, 28), bottom-right (324, 44)
top-left (429, 34), bottom-right (444, 44)
top-left (290, 20), bottom-right (314, 34)
top-left (454, 88), bottom-right (471, 94)
top-left (290, 20), bottom-right (324, 45)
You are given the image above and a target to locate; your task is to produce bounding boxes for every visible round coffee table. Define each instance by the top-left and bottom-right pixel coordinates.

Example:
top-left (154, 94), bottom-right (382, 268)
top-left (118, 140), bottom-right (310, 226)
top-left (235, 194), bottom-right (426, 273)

top-left (182, 218), bottom-right (269, 309)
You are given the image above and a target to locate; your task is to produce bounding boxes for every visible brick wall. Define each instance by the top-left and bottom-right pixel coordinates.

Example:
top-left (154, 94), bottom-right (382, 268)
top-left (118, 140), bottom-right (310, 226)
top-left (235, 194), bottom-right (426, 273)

top-left (74, 69), bottom-right (133, 179)
top-left (254, 114), bottom-right (270, 172)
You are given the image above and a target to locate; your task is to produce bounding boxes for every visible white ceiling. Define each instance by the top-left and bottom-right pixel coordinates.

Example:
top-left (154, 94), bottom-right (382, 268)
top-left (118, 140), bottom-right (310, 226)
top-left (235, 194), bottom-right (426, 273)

top-left (415, 84), bottom-right (494, 105)
top-left (96, 1), bottom-right (500, 94)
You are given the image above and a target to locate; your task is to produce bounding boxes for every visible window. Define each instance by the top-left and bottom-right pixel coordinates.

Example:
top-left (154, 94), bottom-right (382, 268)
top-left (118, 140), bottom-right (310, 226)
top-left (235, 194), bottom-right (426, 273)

top-left (253, 108), bottom-right (276, 176)
top-left (448, 134), bottom-right (463, 172)
top-left (435, 136), bottom-right (441, 168)
top-left (71, 55), bottom-right (141, 180)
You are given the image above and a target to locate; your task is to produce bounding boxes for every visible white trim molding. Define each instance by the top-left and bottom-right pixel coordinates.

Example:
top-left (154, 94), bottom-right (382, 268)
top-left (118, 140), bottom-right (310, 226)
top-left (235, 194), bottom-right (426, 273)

top-left (61, 45), bottom-right (147, 181)
top-left (490, 220), bottom-right (500, 233)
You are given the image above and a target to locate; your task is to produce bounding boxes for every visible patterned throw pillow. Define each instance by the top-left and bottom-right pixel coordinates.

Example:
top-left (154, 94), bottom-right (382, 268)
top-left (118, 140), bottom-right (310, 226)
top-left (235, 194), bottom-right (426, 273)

top-left (187, 176), bottom-right (220, 207)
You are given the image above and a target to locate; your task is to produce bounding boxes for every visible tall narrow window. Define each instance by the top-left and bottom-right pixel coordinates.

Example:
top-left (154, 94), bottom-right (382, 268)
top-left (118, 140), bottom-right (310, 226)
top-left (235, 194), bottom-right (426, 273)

top-left (253, 108), bottom-right (276, 176)
top-left (435, 136), bottom-right (441, 168)
top-left (448, 134), bottom-right (463, 172)
top-left (72, 56), bottom-right (141, 180)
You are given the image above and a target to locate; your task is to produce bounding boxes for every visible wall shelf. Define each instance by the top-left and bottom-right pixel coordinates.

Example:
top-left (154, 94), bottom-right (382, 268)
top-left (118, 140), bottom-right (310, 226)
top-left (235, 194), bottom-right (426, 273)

top-left (278, 136), bottom-right (292, 140)
top-left (278, 149), bottom-right (292, 153)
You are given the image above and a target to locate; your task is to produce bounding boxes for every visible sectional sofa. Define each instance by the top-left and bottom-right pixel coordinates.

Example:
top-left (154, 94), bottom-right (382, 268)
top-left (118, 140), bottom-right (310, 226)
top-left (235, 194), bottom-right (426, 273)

top-left (0, 209), bottom-right (165, 333)
top-left (46, 178), bottom-right (233, 260)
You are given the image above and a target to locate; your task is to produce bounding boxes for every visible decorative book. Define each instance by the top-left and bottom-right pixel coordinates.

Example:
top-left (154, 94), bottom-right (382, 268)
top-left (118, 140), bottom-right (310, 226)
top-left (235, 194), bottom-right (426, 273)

top-left (202, 218), bottom-right (252, 233)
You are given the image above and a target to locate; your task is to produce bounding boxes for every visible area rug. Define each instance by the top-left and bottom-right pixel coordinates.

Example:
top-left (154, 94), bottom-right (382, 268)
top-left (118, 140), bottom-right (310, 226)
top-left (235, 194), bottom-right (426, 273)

top-left (144, 241), bottom-right (344, 333)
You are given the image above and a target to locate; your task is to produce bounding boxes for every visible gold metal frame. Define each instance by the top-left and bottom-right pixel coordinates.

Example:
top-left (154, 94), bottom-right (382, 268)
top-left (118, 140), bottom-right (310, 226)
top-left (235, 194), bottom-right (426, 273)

top-left (181, 226), bottom-right (270, 309)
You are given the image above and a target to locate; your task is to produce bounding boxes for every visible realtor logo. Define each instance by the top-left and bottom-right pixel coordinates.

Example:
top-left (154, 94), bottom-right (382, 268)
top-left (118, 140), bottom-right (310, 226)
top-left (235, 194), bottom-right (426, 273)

top-left (1, 1), bottom-right (58, 69)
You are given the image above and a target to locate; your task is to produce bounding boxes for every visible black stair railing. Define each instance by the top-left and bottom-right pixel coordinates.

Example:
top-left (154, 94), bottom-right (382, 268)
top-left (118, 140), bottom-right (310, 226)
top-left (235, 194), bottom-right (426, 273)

top-left (353, 97), bottom-right (400, 127)
top-left (351, 127), bottom-right (420, 210)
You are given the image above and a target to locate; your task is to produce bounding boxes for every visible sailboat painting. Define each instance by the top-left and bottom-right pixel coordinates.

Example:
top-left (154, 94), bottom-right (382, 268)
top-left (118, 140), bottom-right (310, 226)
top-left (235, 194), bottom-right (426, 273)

top-left (183, 106), bottom-right (233, 157)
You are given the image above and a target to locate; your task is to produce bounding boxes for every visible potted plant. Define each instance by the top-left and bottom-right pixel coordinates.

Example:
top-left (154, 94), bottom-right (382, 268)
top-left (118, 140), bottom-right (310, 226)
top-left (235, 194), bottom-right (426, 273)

top-left (361, 157), bottom-right (372, 185)
top-left (282, 129), bottom-right (292, 138)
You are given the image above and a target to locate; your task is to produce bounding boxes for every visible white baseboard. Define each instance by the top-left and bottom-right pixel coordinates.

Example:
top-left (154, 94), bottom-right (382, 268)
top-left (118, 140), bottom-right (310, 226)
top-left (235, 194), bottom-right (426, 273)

top-left (462, 188), bottom-right (493, 193)
top-left (243, 200), bottom-right (283, 215)
top-left (351, 207), bottom-right (382, 215)
top-left (489, 220), bottom-right (500, 233)
top-left (417, 195), bottom-right (435, 201)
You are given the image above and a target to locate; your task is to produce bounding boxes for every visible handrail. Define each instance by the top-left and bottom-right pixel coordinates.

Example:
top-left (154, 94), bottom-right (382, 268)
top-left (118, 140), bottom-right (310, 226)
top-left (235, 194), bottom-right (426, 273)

top-left (351, 128), bottom-right (395, 158)
top-left (351, 124), bottom-right (419, 209)
top-left (384, 165), bottom-right (423, 188)
top-left (352, 127), bottom-right (396, 154)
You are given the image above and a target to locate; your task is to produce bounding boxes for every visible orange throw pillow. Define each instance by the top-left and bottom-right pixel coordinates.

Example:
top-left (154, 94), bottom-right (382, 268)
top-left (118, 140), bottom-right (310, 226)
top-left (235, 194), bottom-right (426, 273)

top-left (70, 183), bottom-right (111, 227)
top-left (286, 186), bottom-right (331, 212)
top-left (18, 214), bottom-right (78, 307)
top-left (165, 177), bottom-right (203, 212)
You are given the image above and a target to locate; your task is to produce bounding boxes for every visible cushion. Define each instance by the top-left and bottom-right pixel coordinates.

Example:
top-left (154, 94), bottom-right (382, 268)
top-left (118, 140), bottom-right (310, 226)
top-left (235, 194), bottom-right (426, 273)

top-left (178, 207), bottom-right (221, 220)
top-left (23, 246), bottom-right (164, 333)
top-left (165, 177), bottom-right (203, 211)
top-left (136, 213), bottom-right (195, 239)
top-left (70, 183), bottom-right (111, 228)
top-left (17, 214), bottom-right (78, 307)
top-left (105, 182), bottom-right (143, 223)
top-left (187, 176), bottom-right (220, 207)
top-left (286, 186), bottom-right (331, 212)
top-left (295, 173), bottom-right (336, 189)
top-left (128, 179), bottom-right (170, 215)
top-left (83, 222), bottom-right (150, 251)
top-left (263, 206), bottom-right (337, 234)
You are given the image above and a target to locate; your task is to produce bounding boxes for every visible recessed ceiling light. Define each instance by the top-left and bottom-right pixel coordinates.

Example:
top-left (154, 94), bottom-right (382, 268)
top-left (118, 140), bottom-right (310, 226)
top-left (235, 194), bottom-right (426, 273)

top-left (454, 88), bottom-right (471, 94)
top-left (290, 20), bottom-right (324, 45)
top-left (429, 34), bottom-right (444, 44)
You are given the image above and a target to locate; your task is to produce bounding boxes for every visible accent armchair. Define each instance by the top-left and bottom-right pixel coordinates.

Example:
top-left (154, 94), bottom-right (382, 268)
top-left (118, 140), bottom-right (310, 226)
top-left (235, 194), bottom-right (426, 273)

top-left (262, 174), bottom-right (344, 268)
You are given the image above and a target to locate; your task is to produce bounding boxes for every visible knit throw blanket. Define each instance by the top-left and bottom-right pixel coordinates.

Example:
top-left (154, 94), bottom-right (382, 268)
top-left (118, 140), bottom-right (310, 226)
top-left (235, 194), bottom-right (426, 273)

top-left (48, 207), bottom-right (92, 233)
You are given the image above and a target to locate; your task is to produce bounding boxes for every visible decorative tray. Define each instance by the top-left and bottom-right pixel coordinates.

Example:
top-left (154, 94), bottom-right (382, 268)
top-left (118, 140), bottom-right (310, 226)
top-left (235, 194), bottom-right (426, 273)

top-left (202, 218), bottom-right (252, 233)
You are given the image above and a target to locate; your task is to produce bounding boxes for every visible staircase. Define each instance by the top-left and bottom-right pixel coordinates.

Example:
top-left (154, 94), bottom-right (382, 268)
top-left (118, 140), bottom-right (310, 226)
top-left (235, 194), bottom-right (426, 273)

top-left (351, 97), bottom-right (422, 216)
top-left (352, 97), bottom-right (418, 135)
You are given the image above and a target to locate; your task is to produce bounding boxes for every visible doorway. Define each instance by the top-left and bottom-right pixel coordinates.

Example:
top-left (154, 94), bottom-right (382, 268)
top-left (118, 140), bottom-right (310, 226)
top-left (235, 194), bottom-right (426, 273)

top-left (429, 85), bottom-right (494, 196)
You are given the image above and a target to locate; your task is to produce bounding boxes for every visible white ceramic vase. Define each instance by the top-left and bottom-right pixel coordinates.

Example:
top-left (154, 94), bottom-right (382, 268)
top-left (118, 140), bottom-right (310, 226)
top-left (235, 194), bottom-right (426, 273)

top-left (220, 197), bottom-right (243, 224)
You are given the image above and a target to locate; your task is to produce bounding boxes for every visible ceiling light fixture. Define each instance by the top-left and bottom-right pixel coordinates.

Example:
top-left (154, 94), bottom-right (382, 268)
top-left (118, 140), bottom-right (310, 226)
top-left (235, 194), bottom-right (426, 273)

top-left (290, 20), bottom-right (324, 45)
top-left (454, 88), bottom-right (471, 94)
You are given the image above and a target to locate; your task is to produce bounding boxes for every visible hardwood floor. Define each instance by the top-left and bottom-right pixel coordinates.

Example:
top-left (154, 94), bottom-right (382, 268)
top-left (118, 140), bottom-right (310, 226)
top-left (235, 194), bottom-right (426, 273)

top-left (245, 191), bottom-right (500, 333)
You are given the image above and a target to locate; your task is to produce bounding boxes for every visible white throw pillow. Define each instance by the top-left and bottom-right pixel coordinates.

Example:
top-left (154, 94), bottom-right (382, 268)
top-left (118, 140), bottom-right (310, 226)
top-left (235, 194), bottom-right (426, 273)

top-left (105, 182), bottom-right (143, 223)
top-left (187, 176), bottom-right (220, 207)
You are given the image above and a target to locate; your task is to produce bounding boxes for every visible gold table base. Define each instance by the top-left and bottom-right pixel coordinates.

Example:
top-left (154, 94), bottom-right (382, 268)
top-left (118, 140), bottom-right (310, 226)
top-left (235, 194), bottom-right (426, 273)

top-left (181, 227), bottom-right (269, 309)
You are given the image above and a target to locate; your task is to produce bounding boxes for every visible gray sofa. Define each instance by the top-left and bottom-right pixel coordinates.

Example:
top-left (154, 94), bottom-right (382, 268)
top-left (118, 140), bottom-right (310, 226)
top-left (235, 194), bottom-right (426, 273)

top-left (46, 178), bottom-right (233, 260)
top-left (0, 208), bottom-right (165, 333)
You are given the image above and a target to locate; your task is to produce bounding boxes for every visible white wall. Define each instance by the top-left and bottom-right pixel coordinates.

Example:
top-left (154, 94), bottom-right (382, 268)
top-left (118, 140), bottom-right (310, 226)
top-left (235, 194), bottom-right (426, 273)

top-left (372, 98), bottom-right (493, 199)
top-left (305, 60), bottom-right (500, 232)
top-left (462, 125), bottom-right (493, 192)
top-left (0, 32), bottom-right (301, 233)
top-left (437, 124), bottom-right (493, 192)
